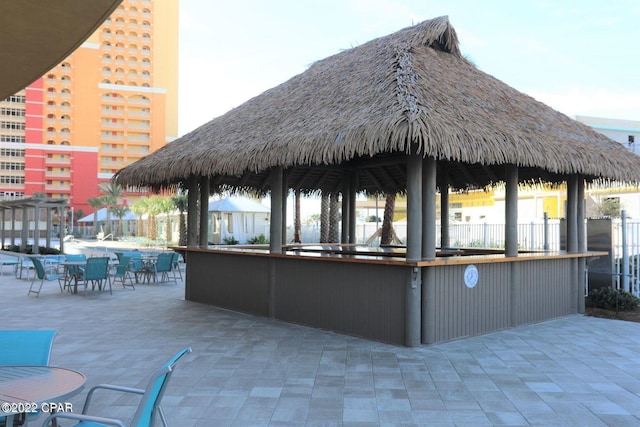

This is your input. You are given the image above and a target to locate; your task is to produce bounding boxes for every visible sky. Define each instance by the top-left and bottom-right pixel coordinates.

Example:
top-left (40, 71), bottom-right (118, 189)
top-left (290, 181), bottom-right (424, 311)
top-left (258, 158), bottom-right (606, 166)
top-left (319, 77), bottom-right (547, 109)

top-left (177, 0), bottom-right (640, 136)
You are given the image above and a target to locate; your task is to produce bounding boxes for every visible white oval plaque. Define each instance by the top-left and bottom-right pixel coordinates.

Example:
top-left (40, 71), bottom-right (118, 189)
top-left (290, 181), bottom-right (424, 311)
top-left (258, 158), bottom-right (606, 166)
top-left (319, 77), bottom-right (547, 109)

top-left (464, 264), bottom-right (478, 288)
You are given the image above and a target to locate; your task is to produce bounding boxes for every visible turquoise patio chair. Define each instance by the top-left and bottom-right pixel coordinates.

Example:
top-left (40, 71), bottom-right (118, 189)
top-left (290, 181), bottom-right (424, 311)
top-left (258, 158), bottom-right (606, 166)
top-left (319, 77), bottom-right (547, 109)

top-left (111, 254), bottom-right (136, 290)
top-left (0, 329), bottom-right (57, 426)
top-left (75, 257), bottom-right (111, 295)
top-left (0, 329), bottom-right (57, 365)
top-left (171, 252), bottom-right (183, 281)
top-left (60, 253), bottom-right (88, 293)
top-left (42, 347), bottom-right (192, 427)
top-left (122, 251), bottom-right (145, 284)
top-left (27, 257), bottom-right (63, 297)
top-left (146, 252), bottom-right (177, 284)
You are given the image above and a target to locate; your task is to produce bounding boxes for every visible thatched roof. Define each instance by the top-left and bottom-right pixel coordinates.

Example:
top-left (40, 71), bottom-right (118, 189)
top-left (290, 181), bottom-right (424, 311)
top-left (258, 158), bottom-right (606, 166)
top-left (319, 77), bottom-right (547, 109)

top-left (115, 16), bottom-right (640, 194)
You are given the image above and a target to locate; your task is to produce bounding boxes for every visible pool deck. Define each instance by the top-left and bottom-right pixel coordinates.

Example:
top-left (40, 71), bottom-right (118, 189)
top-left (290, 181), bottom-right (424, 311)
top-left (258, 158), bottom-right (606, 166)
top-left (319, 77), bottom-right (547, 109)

top-left (1, 269), bottom-right (639, 426)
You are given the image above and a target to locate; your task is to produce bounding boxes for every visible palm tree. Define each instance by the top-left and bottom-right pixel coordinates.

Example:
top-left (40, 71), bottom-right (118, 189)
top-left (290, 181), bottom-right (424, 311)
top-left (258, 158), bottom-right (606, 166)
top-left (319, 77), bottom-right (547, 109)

top-left (145, 195), bottom-right (167, 241)
top-left (293, 189), bottom-right (302, 243)
top-left (130, 198), bottom-right (149, 237)
top-left (320, 191), bottom-right (329, 243)
top-left (111, 206), bottom-right (129, 237)
top-left (157, 196), bottom-right (175, 243)
top-left (328, 192), bottom-right (340, 243)
top-left (172, 193), bottom-right (188, 246)
top-left (99, 182), bottom-right (123, 235)
top-left (380, 192), bottom-right (396, 245)
top-left (87, 197), bottom-right (104, 236)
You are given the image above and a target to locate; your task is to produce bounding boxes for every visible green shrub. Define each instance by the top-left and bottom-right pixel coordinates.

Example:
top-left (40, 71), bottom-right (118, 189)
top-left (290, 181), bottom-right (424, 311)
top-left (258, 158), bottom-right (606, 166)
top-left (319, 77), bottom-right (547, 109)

top-left (247, 234), bottom-right (269, 244)
top-left (588, 287), bottom-right (640, 311)
top-left (1, 244), bottom-right (59, 255)
top-left (222, 236), bottom-right (239, 245)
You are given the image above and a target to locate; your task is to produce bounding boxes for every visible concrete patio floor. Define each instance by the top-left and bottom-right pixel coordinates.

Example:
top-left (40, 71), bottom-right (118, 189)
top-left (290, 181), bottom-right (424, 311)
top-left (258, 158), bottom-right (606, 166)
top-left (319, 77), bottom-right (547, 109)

top-left (1, 268), bottom-right (640, 426)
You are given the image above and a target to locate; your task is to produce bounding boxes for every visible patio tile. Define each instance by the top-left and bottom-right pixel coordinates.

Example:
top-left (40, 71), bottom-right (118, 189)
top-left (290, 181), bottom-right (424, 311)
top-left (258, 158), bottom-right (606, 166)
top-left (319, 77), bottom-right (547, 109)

top-left (1, 270), bottom-right (640, 425)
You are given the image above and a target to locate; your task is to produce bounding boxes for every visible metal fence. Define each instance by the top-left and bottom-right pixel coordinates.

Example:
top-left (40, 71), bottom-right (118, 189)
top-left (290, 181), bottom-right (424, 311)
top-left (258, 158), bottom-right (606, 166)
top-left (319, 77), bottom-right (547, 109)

top-left (290, 219), bottom-right (562, 251)
top-left (613, 214), bottom-right (640, 297)
top-left (290, 217), bottom-right (640, 297)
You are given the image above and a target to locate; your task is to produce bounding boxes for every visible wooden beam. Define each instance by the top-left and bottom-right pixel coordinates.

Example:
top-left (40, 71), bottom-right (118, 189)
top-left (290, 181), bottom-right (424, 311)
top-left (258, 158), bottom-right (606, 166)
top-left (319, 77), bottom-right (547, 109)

top-left (313, 169), bottom-right (332, 189)
top-left (238, 172), bottom-right (252, 187)
top-left (376, 166), bottom-right (399, 190)
top-left (482, 165), bottom-right (499, 183)
top-left (363, 169), bottom-right (384, 192)
top-left (350, 154), bottom-right (406, 169)
top-left (293, 167), bottom-right (315, 190)
top-left (259, 173), bottom-right (271, 192)
top-left (454, 163), bottom-right (475, 184)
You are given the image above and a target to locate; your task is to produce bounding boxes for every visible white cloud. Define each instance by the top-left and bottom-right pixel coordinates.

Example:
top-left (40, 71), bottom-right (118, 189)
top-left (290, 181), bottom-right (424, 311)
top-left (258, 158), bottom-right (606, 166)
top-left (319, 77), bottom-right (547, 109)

top-left (530, 88), bottom-right (640, 121)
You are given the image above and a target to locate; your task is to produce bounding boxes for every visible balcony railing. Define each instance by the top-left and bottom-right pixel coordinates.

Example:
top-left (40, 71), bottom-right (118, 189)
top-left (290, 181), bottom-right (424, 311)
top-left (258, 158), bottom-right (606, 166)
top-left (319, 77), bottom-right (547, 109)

top-left (101, 134), bottom-right (124, 141)
top-left (101, 108), bottom-right (123, 116)
top-left (101, 146), bottom-right (124, 154)
top-left (128, 98), bottom-right (150, 106)
top-left (45, 184), bottom-right (71, 191)
top-left (45, 171), bottom-right (71, 178)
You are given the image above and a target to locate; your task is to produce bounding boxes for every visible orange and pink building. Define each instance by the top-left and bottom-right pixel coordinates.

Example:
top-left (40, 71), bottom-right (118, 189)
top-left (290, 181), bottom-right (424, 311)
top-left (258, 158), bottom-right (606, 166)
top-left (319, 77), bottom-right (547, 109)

top-left (0, 0), bottom-right (178, 219)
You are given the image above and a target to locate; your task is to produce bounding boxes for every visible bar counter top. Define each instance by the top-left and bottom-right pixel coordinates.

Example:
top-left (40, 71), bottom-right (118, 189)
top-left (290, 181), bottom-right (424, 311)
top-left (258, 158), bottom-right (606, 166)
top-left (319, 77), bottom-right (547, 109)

top-left (175, 244), bottom-right (607, 267)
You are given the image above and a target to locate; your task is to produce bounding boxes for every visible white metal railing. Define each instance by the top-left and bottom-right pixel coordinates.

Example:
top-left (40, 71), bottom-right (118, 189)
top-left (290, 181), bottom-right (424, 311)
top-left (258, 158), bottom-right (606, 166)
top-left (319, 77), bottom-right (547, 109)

top-left (287, 220), bottom-right (562, 252)
top-left (613, 213), bottom-right (640, 297)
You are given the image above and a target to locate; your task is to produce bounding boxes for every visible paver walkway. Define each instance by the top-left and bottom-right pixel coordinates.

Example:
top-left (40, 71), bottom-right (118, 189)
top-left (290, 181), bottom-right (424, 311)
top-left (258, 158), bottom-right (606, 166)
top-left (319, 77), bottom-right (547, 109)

top-left (1, 267), bottom-right (639, 426)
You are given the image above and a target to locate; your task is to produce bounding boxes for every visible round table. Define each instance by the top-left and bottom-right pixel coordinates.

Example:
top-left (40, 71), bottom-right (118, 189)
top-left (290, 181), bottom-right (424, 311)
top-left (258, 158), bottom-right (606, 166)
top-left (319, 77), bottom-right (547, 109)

top-left (0, 366), bottom-right (85, 425)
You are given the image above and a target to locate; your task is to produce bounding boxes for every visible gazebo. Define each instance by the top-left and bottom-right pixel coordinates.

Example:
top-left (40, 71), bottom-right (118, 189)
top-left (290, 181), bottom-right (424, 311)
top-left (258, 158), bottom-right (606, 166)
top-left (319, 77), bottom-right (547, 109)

top-left (115, 17), bottom-right (640, 346)
top-left (208, 197), bottom-right (270, 245)
top-left (0, 197), bottom-right (68, 253)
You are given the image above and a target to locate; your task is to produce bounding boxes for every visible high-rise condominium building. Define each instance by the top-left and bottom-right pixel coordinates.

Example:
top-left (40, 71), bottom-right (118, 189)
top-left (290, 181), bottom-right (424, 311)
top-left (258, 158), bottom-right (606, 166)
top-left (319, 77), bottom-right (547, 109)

top-left (0, 0), bottom-right (178, 216)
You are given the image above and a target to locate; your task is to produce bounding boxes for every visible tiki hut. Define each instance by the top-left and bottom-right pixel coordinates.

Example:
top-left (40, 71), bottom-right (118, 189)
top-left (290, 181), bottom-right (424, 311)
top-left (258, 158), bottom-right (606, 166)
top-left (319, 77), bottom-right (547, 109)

top-left (115, 16), bottom-right (640, 193)
top-left (115, 16), bottom-right (640, 346)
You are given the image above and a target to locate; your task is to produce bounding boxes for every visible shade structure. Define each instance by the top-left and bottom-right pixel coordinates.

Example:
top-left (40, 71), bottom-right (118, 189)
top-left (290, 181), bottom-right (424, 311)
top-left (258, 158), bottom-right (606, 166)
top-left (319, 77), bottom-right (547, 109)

top-left (208, 197), bottom-right (270, 213)
top-left (77, 207), bottom-right (138, 223)
top-left (114, 16), bottom-right (640, 194)
top-left (0, 0), bottom-right (122, 100)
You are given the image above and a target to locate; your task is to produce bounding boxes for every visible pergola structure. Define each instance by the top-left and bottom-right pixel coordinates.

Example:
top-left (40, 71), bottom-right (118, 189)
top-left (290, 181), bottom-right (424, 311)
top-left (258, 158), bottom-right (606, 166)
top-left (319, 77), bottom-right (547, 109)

top-left (115, 17), bottom-right (640, 346)
top-left (0, 197), bottom-right (68, 254)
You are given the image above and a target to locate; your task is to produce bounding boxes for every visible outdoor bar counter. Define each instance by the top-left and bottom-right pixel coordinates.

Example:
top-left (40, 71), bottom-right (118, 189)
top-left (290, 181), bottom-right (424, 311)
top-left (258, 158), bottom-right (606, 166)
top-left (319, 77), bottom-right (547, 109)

top-left (181, 246), bottom-right (605, 346)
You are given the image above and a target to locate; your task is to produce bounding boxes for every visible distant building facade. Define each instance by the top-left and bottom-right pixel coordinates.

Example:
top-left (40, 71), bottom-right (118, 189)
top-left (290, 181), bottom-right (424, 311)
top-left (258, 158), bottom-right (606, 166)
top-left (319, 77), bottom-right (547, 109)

top-left (576, 115), bottom-right (640, 156)
top-left (418, 116), bottom-right (640, 224)
top-left (0, 0), bottom-right (178, 217)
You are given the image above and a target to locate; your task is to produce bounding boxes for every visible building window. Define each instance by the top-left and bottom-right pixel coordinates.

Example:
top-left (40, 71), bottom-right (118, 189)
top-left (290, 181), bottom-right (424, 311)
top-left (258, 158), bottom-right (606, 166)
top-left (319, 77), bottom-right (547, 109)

top-left (0, 107), bottom-right (25, 116)
top-left (1, 121), bottom-right (25, 130)
top-left (0, 149), bottom-right (25, 156)
top-left (0, 135), bottom-right (25, 143)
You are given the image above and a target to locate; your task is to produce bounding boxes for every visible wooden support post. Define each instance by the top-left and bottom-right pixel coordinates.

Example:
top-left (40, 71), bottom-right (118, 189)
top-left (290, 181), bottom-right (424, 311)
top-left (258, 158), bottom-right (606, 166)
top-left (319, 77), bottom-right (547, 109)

top-left (199, 176), bottom-right (209, 247)
top-left (566, 175), bottom-right (578, 254)
top-left (505, 164), bottom-right (518, 257)
top-left (406, 154), bottom-right (422, 261)
top-left (348, 171), bottom-right (357, 244)
top-left (341, 171), bottom-right (351, 244)
top-left (422, 157), bottom-right (436, 261)
top-left (439, 162), bottom-right (450, 248)
top-left (270, 167), bottom-right (283, 253)
top-left (186, 175), bottom-right (198, 247)
top-left (281, 172), bottom-right (288, 245)
top-left (577, 176), bottom-right (586, 312)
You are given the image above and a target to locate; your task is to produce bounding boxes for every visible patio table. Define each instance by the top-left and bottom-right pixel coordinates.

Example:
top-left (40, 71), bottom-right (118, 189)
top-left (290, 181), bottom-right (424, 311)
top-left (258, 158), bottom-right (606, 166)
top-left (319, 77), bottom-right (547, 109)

top-left (0, 258), bottom-right (19, 275)
top-left (59, 261), bottom-right (86, 294)
top-left (0, 365), bottom-right (85, 427)
top-left (59, 260), bottom-right (117, 294)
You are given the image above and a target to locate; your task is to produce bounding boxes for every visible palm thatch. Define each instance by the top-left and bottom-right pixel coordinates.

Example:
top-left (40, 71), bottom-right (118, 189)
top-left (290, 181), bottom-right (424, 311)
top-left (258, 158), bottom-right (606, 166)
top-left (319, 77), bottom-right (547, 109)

top-left (114, 16), bottom-right (640, 194)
